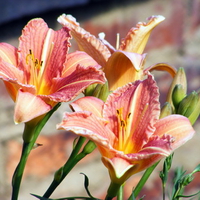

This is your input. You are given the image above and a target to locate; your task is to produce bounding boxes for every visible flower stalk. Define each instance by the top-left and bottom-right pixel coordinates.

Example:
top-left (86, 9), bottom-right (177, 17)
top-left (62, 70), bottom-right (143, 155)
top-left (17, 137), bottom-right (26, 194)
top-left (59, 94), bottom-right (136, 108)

top-left (11, 103), bottom-right (61, 200)
top-left (105, 182), bottom-right (122, 200)
top-left (43, 138), bottom-right (96, 198)
top-left (128, 161), bottom-right (160, 199)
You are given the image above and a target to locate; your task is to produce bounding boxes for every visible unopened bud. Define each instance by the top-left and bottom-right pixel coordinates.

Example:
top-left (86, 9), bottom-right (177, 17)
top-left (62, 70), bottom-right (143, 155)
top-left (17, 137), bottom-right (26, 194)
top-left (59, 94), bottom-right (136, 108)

top-left (84, 82), bottom-right (110, 101)
top-left (166, 68), bottom-right (187, 106)
top-left (160, 102), bottom-right (173, 119)
top-left (177, 91), bottom-right (199, 124)
top-left (84, 83), bottom-right (98, 96)
top-left (188, 92), bottom-right (200, 125)
top-left (92, 82), bottom-right (110, 101)
top-left (97, 81), bottom-right (110, 101)
top-left (182, 164), bottom-right (200, 186)
top-left (82, 140), bottom-right (96, 155)
top-left (172, 84), bottom-right (186, 109)
top-left (54, 167), bottom-right (63, 182)
top-left (181, 174), bottom-right (194, 186)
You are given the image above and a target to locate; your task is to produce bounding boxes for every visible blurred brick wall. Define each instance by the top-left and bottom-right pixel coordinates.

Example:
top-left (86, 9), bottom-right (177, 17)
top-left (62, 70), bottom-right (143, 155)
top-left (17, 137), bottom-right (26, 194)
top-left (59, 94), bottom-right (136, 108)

top-left (0, 0), bottom-right (200, 200)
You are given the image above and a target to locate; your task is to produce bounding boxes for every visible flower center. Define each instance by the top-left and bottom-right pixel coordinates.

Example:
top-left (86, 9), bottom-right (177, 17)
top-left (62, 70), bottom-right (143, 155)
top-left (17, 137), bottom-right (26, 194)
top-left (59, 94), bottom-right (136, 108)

top-left (116, 108), bottom-right (131, 152)
top-left (26, 49), bottom-right (43, 91)
top-left (25, 29), bottom-right (54, 94)
top-left (116, 103), bottom-right (149, 154)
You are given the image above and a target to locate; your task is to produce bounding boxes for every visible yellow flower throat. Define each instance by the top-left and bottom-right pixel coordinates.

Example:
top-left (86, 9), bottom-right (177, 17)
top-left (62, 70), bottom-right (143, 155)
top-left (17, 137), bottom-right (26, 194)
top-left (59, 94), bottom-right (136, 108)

top-left (116, 103), bottom-right (149, 154)
top-left (25, 29), bottom-right (55, 94)
top-left (116, 108), bottom-right (132, 153)
top-left (26, 49), bottom-right (44, 93)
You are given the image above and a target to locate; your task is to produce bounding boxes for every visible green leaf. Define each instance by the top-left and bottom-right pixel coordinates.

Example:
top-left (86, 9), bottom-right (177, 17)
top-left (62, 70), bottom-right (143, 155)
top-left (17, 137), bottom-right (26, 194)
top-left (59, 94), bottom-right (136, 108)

top-left (176, 190), bottom-right (200, 198)
top-left (80, 173), bottom-right (95, 199)
top-left (32, 193), bottom-right (101, 200)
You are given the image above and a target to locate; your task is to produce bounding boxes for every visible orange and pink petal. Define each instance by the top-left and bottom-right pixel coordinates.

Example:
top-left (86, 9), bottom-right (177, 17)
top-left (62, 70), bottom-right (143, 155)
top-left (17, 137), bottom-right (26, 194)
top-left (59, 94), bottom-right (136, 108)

top-left (119, 15), bottom-right (165, 54)
top-left (0, 57), bottom-right (24, 82)
top-left (154, 114), bottom-right (195, 149)
top-left (57, 14), bottom-right (111, 67)
top-left (103, 75), bottom-right (160, 151)
top-left (18, 18), bottom-right (49, 73)
top-left (62, 51), bottom-right (100, 77)
top-left (102, 156), bottom-right (138, 184)
top-left (45, 65), bottom-right (106, 102)
top-left (70, 96), bottom-right (104, 117)
top-left (14, 89), bottom-right (52, 123)
top-left (57, 111), bottom-right (116, 147)
top-left (39, 28), bottom-right (71, 87)
top-left (104, 51), bottom-right (147, 90)
top-left (18, 19), bottom-right (71, 87)
top-left (0, 43), bottom-right (18, 65)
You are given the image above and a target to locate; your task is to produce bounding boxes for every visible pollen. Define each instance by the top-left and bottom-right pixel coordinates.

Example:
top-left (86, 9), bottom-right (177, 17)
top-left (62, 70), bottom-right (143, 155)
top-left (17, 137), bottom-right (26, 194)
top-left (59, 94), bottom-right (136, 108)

top-left (26, 50), bottom-right (43, 70)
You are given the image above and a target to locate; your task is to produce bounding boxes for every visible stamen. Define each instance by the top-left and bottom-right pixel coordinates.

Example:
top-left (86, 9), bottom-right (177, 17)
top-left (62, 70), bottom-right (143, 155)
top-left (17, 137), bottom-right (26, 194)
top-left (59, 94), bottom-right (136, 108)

top-left (26, 50), bottom-right (33, 65)
top-left (34, 59), bottom-right (43, 69)
top-left (116, 108), bottom-right (124, 150)
top-left (116, 108), bottom-right (131, 151)
top-left (26, 49), bottom-right (43, 90)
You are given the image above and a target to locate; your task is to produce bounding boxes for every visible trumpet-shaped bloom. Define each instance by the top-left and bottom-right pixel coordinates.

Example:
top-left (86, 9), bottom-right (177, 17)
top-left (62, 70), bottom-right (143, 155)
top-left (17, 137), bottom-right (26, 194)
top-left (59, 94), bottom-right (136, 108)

top-left (58, 14), bottom-right (176, 90)
top-left (0, 18), bottom-right (106, 123)
top-left (57, 75), bottom-right (194, 185)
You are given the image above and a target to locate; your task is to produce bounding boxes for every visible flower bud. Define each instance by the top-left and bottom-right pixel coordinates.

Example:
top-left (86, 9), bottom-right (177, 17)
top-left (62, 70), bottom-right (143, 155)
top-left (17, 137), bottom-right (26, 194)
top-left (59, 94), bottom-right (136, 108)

top-left (84, 83), bottom-right (98, 96)
top-left (93, 82), bottom-right (110, 101)
top-left (160, 102), bottom-right (173, 119)
top-left (82, 140), bottom-right (96, 155)
top-left (84, 82), bottom-right (110, 101)
top-left (181, 164), bottom-right (200, 186)
top-left (181, 174), bottom-right (194, 187)
top-left (177, 91), bottom-right (200, 124)
top-left (54, 167), bottom-right (63, 182)
top-left (172, 84), bottom-right (186, 109)
top-left (166, 67), bottom-right (187, 106)
top-left (188, 92), bottom-right (200, 125)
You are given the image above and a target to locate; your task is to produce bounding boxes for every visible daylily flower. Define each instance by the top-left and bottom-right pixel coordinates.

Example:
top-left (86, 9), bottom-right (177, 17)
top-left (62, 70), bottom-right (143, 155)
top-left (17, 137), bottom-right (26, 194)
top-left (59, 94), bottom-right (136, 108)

top-left (0, 18), bottom-right (106, 124)
top-left (57, 75), bottom-right (194, 188)
top-left (58, 14), bottom-right (176, 90)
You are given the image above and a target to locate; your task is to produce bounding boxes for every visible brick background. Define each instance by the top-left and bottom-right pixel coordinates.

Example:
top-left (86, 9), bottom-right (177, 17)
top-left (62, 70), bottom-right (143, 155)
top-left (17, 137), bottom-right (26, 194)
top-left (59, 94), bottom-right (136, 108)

top-left (0, 0), bottom-right (200, 199)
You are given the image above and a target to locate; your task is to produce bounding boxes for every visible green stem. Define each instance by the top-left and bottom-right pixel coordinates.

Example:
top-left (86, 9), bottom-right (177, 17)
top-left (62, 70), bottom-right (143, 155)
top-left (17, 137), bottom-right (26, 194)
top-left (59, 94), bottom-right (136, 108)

top-left (11, 103), bottom-right (61, 200)
top-left (128, 161), bottom-right (159, 200)
top-left (117, 185), bottom-right (124, 200)
top-left (105, 197), bottom-right (113, 200)
top-left (105, 182), bottom-right (121, 200)
top-left (162, 182), bottom-right (166, 200)
top-left (43, 137), bottom-right (95, 198)
top-left (11, 141), bottom-right (31, 200)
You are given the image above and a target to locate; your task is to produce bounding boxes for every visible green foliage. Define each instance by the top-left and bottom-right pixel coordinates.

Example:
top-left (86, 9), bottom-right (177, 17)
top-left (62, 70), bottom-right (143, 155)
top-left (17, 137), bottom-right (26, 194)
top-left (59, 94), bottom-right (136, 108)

top-left (171, 164), bottom-right (200, 200)
top-left (80, 173), bottom-right (95, 199)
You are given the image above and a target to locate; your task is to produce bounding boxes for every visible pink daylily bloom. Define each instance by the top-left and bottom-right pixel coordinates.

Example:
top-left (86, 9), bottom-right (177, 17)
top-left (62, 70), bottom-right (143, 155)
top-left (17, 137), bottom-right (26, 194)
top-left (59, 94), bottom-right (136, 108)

top-left (58, 14), bottom-right (176, 90)
top-left (0, 19), bottom-right (106, 123)
top-left (57, 75), bottom-right (194, 184)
